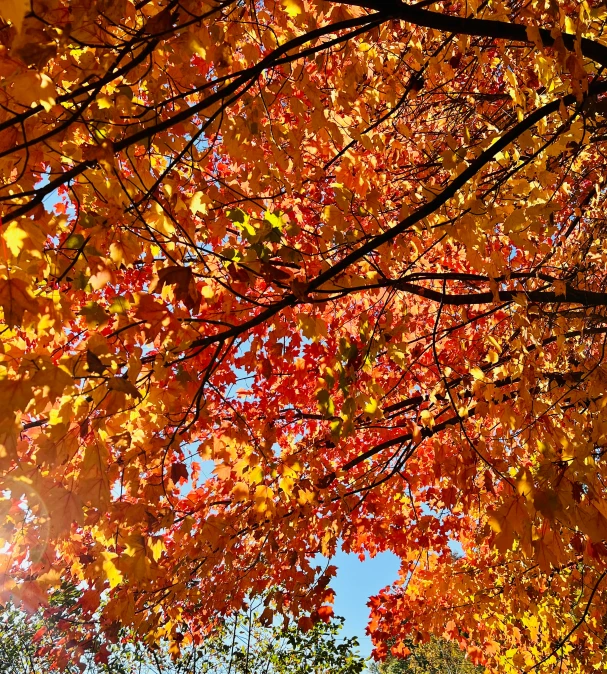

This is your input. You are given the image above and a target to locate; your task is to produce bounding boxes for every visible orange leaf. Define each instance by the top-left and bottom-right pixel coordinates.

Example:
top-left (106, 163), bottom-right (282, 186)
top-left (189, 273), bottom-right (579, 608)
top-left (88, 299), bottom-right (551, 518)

top-left (0, 277), bottom-right (38, 327)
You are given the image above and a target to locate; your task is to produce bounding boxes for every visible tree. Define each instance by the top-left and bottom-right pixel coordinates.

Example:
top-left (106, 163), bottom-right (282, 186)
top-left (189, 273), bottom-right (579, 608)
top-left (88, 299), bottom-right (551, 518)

top-left (0, 596), bottom-right (364, 674)
top-left (1, 0), bottom-right (607, 671)
top-left (369, 638), bottom-right (481, 674)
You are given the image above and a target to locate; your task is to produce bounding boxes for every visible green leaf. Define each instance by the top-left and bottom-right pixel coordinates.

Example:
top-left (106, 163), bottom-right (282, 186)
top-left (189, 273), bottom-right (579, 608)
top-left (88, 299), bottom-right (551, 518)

top-left (79, 301), bottom-right (109, 327)
top-left (64, 233), bottom-right (85, 249)
top-left (226, 208), bottom-right (246, 223)
top-left (108, 296), bottom-right (130, 314)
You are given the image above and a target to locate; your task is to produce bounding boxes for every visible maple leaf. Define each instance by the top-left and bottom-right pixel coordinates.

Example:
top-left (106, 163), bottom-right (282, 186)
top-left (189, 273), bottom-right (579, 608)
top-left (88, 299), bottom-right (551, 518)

top-left (143, 6), bottom-right (174, 34)
top-left (0, 278), bottom-right (38, 327)
top-left (231, 481), bottom-right (250, 501)
top-left (107, 377), bottom-right (142, 399)
top-left (79, 302), bottom-right (110, 327)
top-left (170, 461), bottom-right (188, 484)
top-left (86, 350), bottom-right (106, 375)
top-left (12, 72), bottom-right (56, 111)
top-left (30, 363), bottom-right (72, 404)
top-left (282, 0), bottom-right (303, 18)
top-left (45, 486), bottom-right (84, 536)
top-left (100, 552), bottom-right (123, 589)
top-left (154, 265), bottom-right (201, 312)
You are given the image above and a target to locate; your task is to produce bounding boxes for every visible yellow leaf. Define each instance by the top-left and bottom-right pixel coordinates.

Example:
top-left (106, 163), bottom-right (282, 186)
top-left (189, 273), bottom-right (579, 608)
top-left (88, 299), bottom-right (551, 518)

top-left (3, 223), bottom-right (28, 257)
top-left (245, 465), bottom-right (264, 485)
top-left (297, 488), bottom-right (315, 506)
top-left (282, 459), bottom-right (302, 478)
top-left (517, 475), bottom-right (533, 499)
top-left (364, 397), bottom-right (379, 415)
top-left (190, 191), bottom-right (210, 215)
top-left (279, 475), bottom-right (295, 497)
top-left (97, 95), bottom-right (113, 109)
top-left (101, 552), bottom-right (123, 589)
top-left (282, 0), bottom-right (303, 17)
top-left (419, 409), bottom-right (434, 428)
top-left (488, 335), bottom-right (502, 353)
top-left (231, 481), bottom-right (250, 501)
top-left (149, 537), bottom-right (164, 562)
top-left (470, 367), bottom-right (485, 381)
top-left (253, 485), bottom-right (275, 513)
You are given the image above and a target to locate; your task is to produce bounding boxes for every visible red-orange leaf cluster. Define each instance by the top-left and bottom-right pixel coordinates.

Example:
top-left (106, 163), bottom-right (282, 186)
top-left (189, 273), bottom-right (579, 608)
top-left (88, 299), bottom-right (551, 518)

top-left (1, 0), bottom-right (607, 671)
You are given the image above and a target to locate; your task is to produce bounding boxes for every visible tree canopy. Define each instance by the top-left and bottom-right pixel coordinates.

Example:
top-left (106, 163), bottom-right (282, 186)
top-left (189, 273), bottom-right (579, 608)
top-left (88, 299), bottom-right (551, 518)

top-left (1, 0), bottom-right (607, 671)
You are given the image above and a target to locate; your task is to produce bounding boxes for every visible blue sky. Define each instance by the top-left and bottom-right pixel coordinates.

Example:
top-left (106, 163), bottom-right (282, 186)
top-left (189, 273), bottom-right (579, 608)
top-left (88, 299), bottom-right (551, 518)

top-left (330, 549), bottom-right (401, 658)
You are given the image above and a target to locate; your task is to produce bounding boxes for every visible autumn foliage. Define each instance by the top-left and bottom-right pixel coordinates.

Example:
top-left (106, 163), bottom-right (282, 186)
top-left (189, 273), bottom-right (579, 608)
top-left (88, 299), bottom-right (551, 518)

top-left (1, 0), bottom-right (607, 670)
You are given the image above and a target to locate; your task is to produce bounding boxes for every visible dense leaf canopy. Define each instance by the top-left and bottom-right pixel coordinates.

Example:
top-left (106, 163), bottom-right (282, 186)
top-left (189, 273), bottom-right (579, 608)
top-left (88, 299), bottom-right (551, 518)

top-left (1, 0), bottom-right (607, 671)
